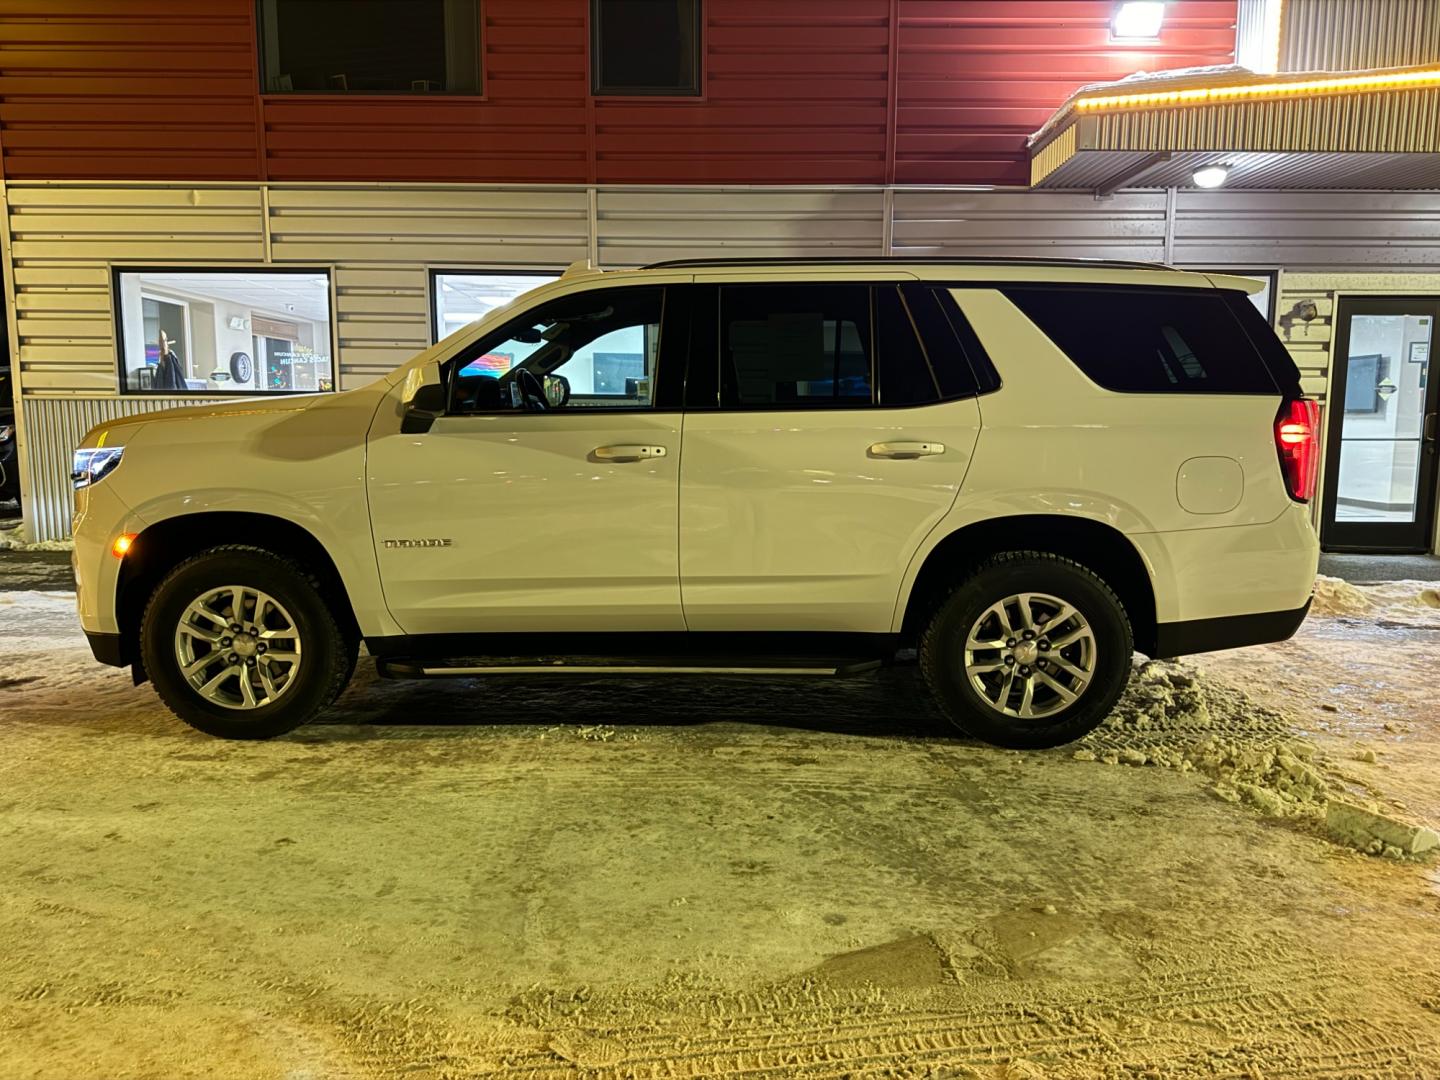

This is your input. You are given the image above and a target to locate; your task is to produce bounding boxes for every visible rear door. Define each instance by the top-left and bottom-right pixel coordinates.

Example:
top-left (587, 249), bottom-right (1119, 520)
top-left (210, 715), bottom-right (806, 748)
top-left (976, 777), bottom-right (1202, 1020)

top-left (678, 281), bottom-right (985, 632)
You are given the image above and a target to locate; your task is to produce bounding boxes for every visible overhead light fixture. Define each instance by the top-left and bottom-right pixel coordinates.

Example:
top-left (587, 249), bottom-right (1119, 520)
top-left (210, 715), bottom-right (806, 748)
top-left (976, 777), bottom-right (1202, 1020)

top-left (1112, 1), bottom-right (1166, 41)
top-left (1192, 164), bottom-right (1230, 188)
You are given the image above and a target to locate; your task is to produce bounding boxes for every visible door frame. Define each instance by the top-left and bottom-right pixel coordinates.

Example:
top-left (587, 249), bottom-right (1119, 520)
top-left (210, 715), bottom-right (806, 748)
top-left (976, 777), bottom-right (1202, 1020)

top-left (1320, 295), bottom-right (1440, 553)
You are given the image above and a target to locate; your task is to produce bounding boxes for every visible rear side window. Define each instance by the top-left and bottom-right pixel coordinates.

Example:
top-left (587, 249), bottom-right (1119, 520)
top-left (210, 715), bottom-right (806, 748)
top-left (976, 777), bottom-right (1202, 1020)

top-left (875, 287), bottom-right (939, 406)
top-left (1003, 286), bottom-right (1280, 394)
top-left (720, 285), bottom-right (872, 407)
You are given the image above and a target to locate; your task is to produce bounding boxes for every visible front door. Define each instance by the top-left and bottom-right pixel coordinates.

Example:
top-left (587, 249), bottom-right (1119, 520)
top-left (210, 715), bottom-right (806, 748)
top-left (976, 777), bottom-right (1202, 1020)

top-left (1321, 297), bottom-right (1440, 552)
top-left (367, 283), bottom-right (687, 635)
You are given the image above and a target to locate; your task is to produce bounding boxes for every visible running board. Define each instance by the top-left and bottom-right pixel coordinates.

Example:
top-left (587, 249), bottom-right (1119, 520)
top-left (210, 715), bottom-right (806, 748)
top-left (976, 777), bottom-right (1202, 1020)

top-left (376, 656), bottom-right (884, 680)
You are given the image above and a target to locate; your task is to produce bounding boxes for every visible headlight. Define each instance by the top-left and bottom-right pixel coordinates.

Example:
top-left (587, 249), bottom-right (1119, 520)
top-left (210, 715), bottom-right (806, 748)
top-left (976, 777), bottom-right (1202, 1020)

top-left (72, 446), bottom-right (125, 489)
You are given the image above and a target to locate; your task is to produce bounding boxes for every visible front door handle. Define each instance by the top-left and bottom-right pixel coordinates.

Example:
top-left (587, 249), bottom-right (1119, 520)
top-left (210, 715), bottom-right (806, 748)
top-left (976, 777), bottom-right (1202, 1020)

top-left (591, 444), bottom-right (667, 463)
top-left (868, 441), bottom-right (945, 459)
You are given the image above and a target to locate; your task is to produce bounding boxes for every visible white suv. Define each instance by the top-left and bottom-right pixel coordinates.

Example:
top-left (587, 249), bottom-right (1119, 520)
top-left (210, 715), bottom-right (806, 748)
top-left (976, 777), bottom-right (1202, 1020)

top-left (72, 258), bottom-right (1320, 748)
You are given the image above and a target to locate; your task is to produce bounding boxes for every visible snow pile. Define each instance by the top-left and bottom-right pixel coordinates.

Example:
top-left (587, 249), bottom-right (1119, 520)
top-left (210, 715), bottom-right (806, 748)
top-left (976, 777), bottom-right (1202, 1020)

top-left (0, 525), bottom-right (73, 552)
top-left (1309, 575), bottom-right (1373, 616)
top-left (1077, 661), bottom-right (1336, 820)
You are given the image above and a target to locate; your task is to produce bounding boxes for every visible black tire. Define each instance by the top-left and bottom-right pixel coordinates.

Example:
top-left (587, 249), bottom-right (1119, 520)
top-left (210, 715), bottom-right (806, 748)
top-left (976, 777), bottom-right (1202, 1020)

top-left (919, 551), bottom-right (1133, 749)
top-left (140, 545), bottom-right (357, 739)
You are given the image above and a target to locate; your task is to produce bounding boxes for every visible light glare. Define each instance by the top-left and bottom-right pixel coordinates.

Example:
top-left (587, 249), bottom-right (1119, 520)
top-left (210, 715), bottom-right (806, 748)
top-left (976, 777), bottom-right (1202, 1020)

top-left (1192, 164), bottom-right (1230, 188)
top-left (1112, 1), bottom-right (1166, 40)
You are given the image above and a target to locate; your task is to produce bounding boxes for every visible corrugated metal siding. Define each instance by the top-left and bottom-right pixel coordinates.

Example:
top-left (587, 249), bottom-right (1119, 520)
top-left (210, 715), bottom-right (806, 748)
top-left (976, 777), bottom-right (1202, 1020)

top-left (0, 0), bottom-right (1236, 188)
top-left (1172, 191), bottom-right (1440, 270)
top-left (1280, 0), bottom-right (1440, 72)
top-left (893, 0), bottom-right (1239, 185)
top-left (5, 184), bottom-right (265, 392)
top-left (890, 189), bottom-right (1169, 261)
top-left (595, 1), bottom-right (891, 184)
top-left (0, 0), bottom-right (259, 180)
top-left (262, 1), bottom-right (590, 183)
top-left (595, 187), bottom-right (885, 265)
top-left (21, 395), bottom-right (222, 541)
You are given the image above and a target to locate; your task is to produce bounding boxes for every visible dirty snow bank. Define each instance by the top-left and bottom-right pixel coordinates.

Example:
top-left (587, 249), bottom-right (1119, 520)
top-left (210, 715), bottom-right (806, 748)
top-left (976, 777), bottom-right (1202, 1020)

top-left (0, 524), bottom-right (73, 552)
top-left (1310, 574), bottom-right (1440, 618)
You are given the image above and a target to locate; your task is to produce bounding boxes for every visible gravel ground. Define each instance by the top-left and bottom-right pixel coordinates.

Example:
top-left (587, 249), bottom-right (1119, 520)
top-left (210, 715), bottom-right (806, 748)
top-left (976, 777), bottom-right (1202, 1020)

top-left (2, 561), bottom-right (1440, 1078)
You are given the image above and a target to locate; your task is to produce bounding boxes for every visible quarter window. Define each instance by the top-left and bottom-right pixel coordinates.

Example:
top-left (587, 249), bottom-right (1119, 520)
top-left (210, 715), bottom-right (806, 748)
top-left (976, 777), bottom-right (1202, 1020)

top-left (449, 287), bottom-right (663, 412)
top-left (258, 0), bottom-right (481, 94)
top-left (1002, 286), bottom-right (1281, 394)
top-left (592, 0), bottom-right (701, 96)
top-left (115, 270), bottom-right (334, 396)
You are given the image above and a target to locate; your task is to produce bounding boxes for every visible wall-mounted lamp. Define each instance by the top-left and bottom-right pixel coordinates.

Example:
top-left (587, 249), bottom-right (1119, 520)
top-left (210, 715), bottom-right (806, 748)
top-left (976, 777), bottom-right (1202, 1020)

top-left (1112, 1), bottom-right (1166, 41)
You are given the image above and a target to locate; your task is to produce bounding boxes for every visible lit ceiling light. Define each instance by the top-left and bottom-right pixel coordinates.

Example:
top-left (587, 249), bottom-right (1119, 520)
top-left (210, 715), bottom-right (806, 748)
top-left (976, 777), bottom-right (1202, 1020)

top-left (1112, 1), bottom-right (1166, 41)
top-left (1192, 164), bottom-right (1230, 188)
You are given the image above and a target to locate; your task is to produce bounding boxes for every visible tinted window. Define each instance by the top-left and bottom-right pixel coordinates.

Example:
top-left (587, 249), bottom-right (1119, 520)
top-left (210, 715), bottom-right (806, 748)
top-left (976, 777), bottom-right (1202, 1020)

top-left (592, 0), bottom-right (701, 95)
top-left (1220, 289), bottom-right (1303, 395)
top-left (720, 285), bottom-right (872, 408)
top-left (450, 287), bottom-right (662, 413)
top-left (907, 287), bottom-right (992, 398)
top-left (875, 288), bottom-right (939, 406)
top-left (1003, 287), bottom-right (1280, 394)
top-left (259, 0), bottom-right (480, 94)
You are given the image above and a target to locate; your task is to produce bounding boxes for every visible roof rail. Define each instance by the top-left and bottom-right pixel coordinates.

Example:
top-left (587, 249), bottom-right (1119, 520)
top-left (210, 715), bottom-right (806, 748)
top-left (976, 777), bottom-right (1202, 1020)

top-left (640, 255), bottom-right (1177, 272)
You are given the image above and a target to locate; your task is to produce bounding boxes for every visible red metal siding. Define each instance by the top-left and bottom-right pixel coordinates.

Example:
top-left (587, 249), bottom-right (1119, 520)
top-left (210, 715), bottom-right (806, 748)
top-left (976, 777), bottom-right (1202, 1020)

top-left (0, 0), bottom-right (1237, 187)
top-left (0, 0), bottom-right (260, 180)
top-left (895, 0), bottom-right (1242, 185)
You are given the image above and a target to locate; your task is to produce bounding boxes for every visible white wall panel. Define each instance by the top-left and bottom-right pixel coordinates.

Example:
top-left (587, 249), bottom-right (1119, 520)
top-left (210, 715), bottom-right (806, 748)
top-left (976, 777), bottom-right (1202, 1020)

top-left (596, 188), bottom-right (886, 266)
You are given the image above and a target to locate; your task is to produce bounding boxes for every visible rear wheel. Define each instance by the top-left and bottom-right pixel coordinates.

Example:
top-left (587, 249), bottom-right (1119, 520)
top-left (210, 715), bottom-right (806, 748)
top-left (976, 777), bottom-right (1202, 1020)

top-left (140, 546), bottom-right (356, 739)
top-left (920, 551), bottom-right (1133, 749)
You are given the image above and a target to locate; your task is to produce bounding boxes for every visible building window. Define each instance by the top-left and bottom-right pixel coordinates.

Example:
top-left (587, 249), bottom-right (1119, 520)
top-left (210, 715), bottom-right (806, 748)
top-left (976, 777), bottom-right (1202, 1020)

top-left (258, 0), bottom-right (481, 94)
top-left (115, 270), bottom-right (335, 396)
top-left (592, 0), bottom-right (700, 96)
top-left (431, 270), bottom-right (559, 342)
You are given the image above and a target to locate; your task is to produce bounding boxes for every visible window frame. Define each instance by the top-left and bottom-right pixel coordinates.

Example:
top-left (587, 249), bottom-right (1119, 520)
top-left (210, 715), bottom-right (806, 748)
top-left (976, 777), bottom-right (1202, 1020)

top-left (113, 265), bottom-right (339, 398)
top-left (256, 0), bottom-right (485, 97)
top-left (439, 283), bottom-right (683, 416)
top-left (590, 0), bottom-right (703, 98)
top-left (428, 268), bottom-right (561, 345)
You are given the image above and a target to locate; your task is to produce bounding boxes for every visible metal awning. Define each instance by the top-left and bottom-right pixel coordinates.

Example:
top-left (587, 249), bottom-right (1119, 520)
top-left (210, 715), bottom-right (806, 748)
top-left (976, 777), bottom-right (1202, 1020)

top-left (1029, 64), bottom-right (1440, 192)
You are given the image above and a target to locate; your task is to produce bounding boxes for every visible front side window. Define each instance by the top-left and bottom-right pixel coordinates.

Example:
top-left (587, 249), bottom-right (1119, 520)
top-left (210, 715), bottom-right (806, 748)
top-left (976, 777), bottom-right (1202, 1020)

top-left (720, 285), bottom-right (873, 408)
top-left (258, 0), bottom-right (481, 94)
top-left (115, 270), bottom-right (334, 395)
top-left (1002, 286), bottom-right (1281, 394)
top-left (592, 0), bottom-right (700, 95)
top-left (432, 270), bottom-right (560, 342)
top-left (449, 287), bottom-right (663, 412)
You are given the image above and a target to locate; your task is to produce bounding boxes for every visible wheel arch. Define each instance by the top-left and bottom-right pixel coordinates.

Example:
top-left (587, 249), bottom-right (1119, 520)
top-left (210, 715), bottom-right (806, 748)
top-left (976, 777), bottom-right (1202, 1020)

top-left (116, 512), bottom-right (362, 671)
top-left (899, 514), bottom-right (1159, 656)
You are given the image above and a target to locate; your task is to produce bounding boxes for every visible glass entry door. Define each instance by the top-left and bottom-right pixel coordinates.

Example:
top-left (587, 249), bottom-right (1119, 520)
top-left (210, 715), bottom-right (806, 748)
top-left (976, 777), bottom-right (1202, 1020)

top-left (1321, 297), bottom-right (1440, 552)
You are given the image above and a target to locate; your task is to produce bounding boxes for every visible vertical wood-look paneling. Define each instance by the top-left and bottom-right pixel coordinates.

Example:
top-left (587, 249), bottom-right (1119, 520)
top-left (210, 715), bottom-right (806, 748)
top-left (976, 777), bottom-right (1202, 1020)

top-left (893, 0), bottom-right (1239, 185)
top-left (0, 0), bottom-right (260, 180)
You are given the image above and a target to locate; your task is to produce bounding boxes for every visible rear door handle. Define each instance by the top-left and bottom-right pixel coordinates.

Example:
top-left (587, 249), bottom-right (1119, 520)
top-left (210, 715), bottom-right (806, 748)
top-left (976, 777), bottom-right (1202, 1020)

top-left (868, 441), bottom-right (945, 459)
top-left (1425, 412), bottom-right (1437, 445)
top-left (591, 444), bottom-right (667, 462)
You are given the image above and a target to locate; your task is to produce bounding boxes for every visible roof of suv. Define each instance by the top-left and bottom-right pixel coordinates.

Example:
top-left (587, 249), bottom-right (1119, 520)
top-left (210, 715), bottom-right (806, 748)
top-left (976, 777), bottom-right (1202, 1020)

top-left (551, 257), bottom-right (1262, 296)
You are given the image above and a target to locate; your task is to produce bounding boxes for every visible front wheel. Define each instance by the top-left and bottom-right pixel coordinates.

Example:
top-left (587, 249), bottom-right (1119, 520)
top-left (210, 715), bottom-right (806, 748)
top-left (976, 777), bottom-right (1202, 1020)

top-left (140, 546), bottom-right (357, 739)
top-left (920, 551), bottom-right (1133, 749)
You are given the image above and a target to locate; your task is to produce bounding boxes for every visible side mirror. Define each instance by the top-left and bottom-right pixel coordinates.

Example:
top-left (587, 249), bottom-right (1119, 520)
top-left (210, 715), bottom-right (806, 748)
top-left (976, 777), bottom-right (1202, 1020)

top-left (401, 375), bottom-right (448, 434)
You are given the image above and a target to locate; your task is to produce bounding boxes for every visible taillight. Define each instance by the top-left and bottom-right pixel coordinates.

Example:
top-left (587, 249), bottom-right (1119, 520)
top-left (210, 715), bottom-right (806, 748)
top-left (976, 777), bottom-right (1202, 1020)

top-left (1275, 397), bottom-right (1320, 502)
